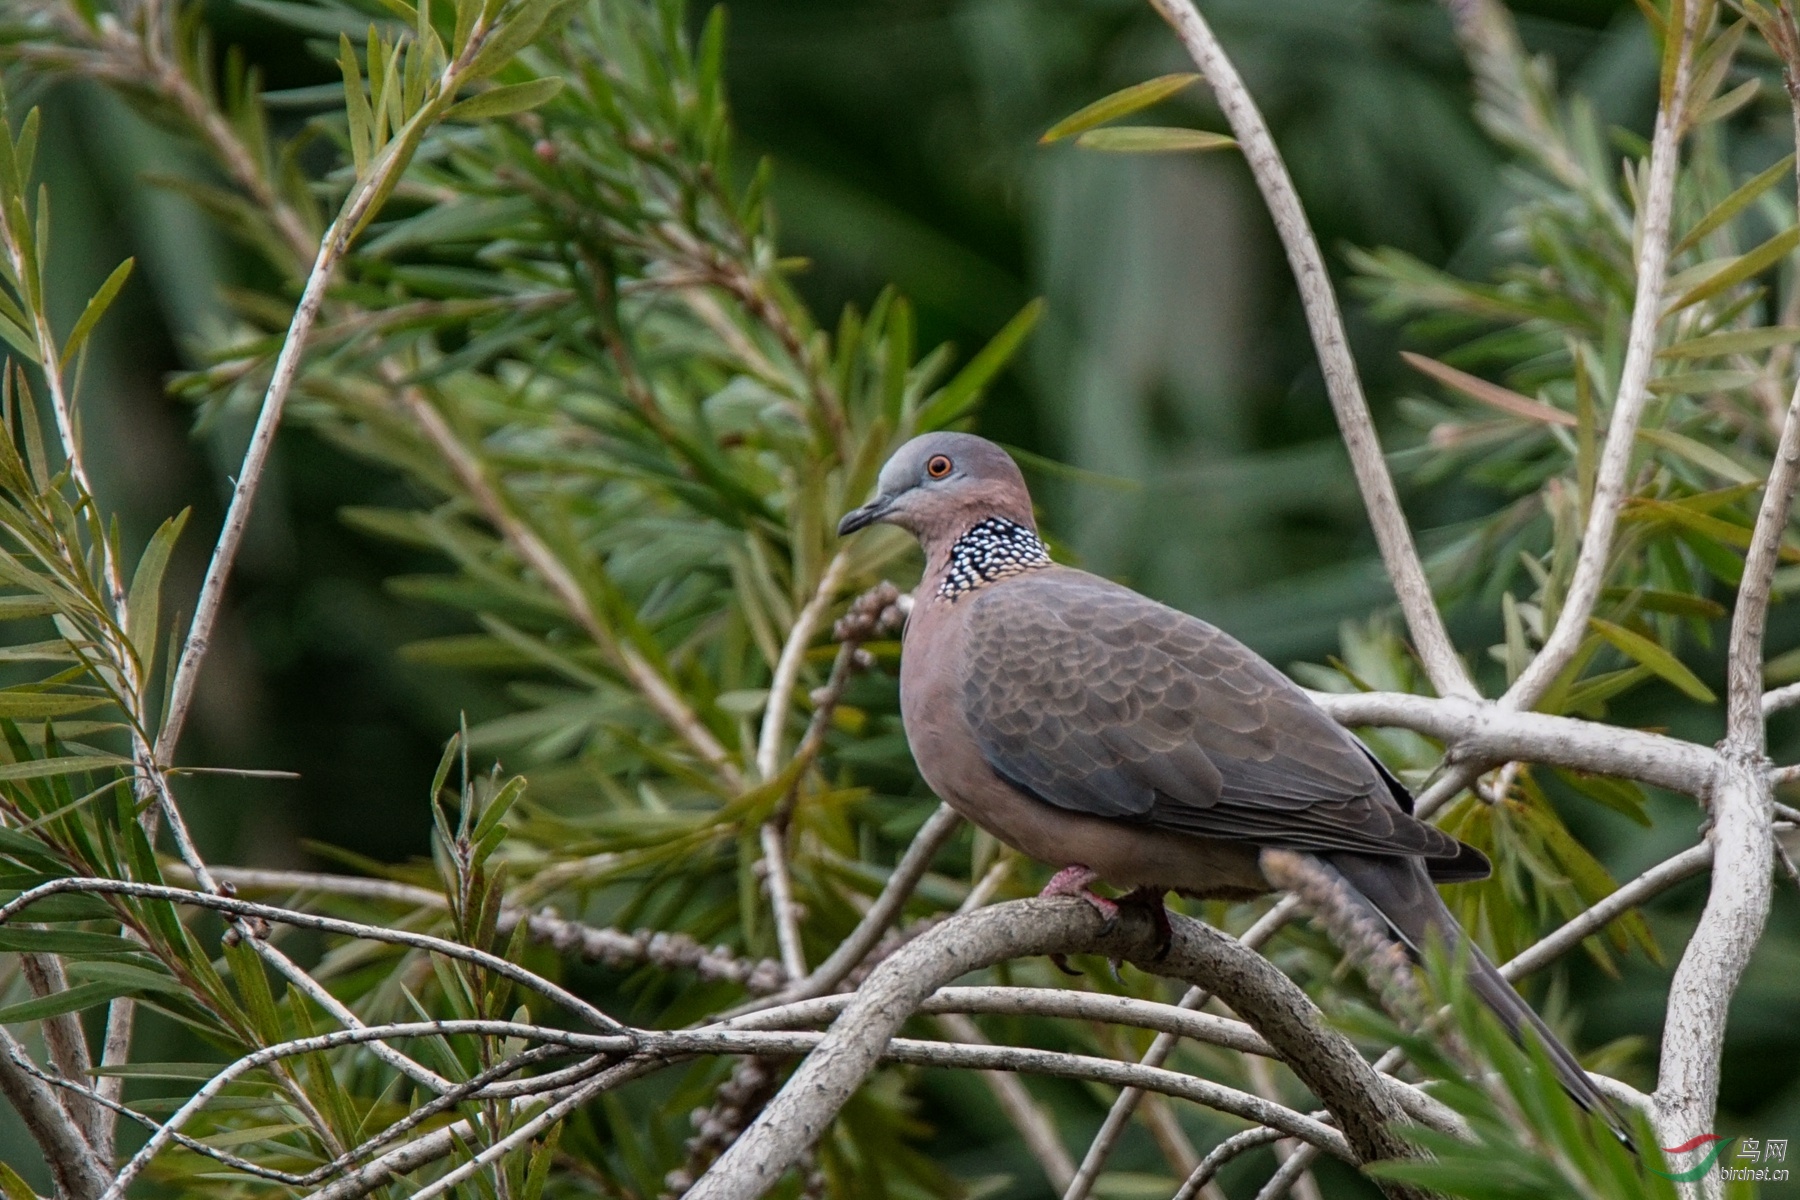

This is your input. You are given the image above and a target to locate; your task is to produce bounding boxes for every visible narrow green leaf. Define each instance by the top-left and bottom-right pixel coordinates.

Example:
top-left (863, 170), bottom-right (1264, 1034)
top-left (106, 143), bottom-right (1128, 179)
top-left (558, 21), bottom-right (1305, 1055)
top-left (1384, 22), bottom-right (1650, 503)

top-left (0, 1161), bottom-right (37, 1200)
top-left (1588, 617), bottom-right (1716, 702)
top-left (1657, 325), bottom-right (1800, 358)
top-left (472, 775), bottom-right (526, 841)
top-left (125, 509), bottom-right (190, 665)
top-left (1665, 226), bottom-right (1800, 314)
top-left (1636, 428), bottom-right (1759, 483)
top-left (0, 753), bottom-right (126, 780)
top-left (0, 980), bottom-right (122, 1024)
top-left (0, 692), bottom-right (110, 719)
top-left (0, 927), bottom-right (142, 954)
top-left (1073, 127), bottom-right (1236, 154)
top-left (0, 595), bottom-right (57, 620)
top-left (916, 298), bottom-right (1045, 429)
top-left (442, 77), bottom-right (565, 123)
top-left (1039, 74), bottom-right (1202, 143)
top-left (59, 257), bottom-right (133, 369)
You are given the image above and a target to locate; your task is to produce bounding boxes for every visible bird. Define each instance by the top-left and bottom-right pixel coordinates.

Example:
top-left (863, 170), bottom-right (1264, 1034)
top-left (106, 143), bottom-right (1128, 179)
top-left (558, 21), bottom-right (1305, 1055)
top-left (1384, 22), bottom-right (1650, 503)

top-left (838, 430), bottom-right (1618, 1126)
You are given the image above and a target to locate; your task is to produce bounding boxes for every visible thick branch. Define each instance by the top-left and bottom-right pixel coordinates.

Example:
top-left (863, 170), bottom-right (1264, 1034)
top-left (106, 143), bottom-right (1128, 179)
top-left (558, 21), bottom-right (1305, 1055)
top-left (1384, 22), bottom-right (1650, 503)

top-left (1653, 757), bottom-right (1773, 1197)
top-left (1307, 690), bottom-right (1718, 798)
top-left (685, 898), bottom-right (1425, 1200)
top-left (1063, 896), bottom-right (1301, 1200)
top-left (0, 1028), bottom-right (108, 1200)
top-left (1148, 0), bottom-right (1473, 701)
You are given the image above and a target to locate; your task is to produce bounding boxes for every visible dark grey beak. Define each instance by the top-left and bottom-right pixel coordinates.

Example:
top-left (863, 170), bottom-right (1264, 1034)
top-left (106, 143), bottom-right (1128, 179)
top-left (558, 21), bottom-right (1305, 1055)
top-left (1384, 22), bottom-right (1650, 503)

top-left (837, 496), bottom-right (892, 536)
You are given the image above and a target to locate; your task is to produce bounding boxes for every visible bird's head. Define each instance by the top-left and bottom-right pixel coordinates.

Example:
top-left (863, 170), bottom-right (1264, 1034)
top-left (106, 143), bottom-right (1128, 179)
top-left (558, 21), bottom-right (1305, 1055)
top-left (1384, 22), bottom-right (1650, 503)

top-left (837, 433), bottom-right (1037, 547)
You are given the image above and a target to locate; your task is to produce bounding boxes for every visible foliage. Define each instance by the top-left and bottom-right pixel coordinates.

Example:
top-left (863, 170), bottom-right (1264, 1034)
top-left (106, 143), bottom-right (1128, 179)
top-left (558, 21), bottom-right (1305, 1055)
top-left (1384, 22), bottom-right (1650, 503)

top-left (0, 0), bottom-right (1793, 1198)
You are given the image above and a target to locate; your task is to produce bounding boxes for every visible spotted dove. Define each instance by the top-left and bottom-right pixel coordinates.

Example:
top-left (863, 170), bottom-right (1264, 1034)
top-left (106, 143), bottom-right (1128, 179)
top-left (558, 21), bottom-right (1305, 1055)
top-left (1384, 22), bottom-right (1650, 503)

top-left (839, 431), bottom-right (1616, 1123)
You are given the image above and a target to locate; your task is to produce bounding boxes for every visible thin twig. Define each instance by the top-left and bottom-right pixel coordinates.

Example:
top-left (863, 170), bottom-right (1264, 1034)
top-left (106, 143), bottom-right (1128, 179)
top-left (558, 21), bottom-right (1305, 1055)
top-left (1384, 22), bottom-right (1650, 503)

top-left (935, 1012), bottom-right (1078, 1192)
top-left (0, 878), bottom-right (624, 1032)
top-left (1147, 0), bottom-right (1474, 702)
top-left (760, 821), bottom-right (808, 981)
top-left (1498, 1), bottom-right (1700, 712)
top-left (1063, 896), bottom-right (1302, 1200)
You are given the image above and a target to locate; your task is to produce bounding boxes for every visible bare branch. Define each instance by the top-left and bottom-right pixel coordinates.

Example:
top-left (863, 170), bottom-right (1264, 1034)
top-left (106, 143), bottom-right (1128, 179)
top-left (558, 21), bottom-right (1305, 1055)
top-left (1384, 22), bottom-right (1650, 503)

top-left (685, 898), bottom-right (1425, 1200)
top-left (1175, 1127), bottom-right (1290, 1200)
top-left (17, 948), bottom-right (103, 1146)
top-left (756, 550), bottom-right (849, 780)
top-left (1497, 841), bottom-right (1713, 981)
top-left (0, 879), bottom-right (625, 1032)
top-left (0, 1027), bottom-right (108, 1200)
top-left (735, 802), bottom-right (962, 1013)
top-left (760, 822), bottom-right (808, 981)
top-left (1064, 896), bottom-right (1302, 1200)
top-left (1761, 681), bottom-right (1800, 715)
top-left (1147, 0), bottom-right (1474, 701)
top-left (1499, 2), bottom-right (1701, 712)
top-left (935, 1012), bottom-right (1077, 1192)
top-left (1729, 377), bottom-right (1800, 746)
top-left (1306, 690), bottom-right (1718, 798)
top-left (1653, 755), bottom-right (1774, 1193)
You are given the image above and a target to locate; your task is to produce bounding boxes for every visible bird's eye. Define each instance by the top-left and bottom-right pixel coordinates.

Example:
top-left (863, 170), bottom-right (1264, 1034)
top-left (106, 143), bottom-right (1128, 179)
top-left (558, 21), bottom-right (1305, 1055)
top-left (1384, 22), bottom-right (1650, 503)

top-left (926, 454), bottom-right (953, 479)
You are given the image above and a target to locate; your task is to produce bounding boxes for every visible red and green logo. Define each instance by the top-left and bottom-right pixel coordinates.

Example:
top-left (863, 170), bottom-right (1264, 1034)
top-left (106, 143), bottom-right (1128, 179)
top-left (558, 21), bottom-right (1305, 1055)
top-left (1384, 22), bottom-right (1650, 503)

top-left (1652, 1134), bottom-right (1736, 1182)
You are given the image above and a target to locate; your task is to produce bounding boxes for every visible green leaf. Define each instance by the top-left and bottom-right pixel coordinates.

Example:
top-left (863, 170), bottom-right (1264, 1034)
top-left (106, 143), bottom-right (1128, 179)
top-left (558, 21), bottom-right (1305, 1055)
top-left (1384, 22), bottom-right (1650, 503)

top-left (1588, 617), bottom-right (1716, 702)
top-left (1658, 325), bottom-right (1800, 359)
top-left (0, 595), bottom-right (57, 620)
top-left (1039, 74), bottom-right (1202, 143)
top-left (1665, 226), bottom-right (1800, 314)
top-left (0, 927), bottom-right (142, 954)
top-left (916, 298), bottom-right (1044, 429)
top-left (1636, 428), bottom-right (1759, 483)
top-left (1672, 153), bottom-right (1793, 255)
top-left (1073, 127), bottom-right (1236, 154)
top-left (473, 774), bottom-right (526, 841)
top-left (0, 980), bottom-right (123, 1024)
top-left (0, 692), bottom-right (111, 719)
top-left (0, 1162), bottom-right (37, 1200)
top-left (0, 753), bottom-right (126, 780)
top-left (59, 257), bottom-right (133, 369)
top-left (442, 77), bottom-right (565, 122)
top-left (125, 509), bottom-right (190, 666)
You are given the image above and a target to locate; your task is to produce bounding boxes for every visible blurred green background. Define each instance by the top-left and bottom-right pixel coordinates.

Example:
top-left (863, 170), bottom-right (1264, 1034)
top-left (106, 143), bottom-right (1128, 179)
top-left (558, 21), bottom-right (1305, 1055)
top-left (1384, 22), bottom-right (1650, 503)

top-left (11, 0), bottom-right (1800, 1192)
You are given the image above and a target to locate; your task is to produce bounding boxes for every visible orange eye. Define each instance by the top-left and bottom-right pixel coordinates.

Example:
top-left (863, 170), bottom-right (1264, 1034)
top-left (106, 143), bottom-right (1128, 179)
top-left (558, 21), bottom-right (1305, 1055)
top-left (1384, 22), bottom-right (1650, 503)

top-left (925, 454), bottom-right (953, 479)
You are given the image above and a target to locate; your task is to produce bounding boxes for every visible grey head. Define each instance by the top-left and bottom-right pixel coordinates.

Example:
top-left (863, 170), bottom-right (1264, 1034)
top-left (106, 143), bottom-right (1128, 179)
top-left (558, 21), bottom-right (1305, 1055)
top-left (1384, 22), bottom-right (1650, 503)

top-left (837, 433), bottom-right (1037, 551)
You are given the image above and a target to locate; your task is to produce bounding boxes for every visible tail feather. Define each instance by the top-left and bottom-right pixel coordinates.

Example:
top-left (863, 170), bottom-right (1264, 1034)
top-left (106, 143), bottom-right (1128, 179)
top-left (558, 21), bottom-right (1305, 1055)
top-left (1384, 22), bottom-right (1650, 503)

top-left (1320, 852), bottom-right (1629, 1141)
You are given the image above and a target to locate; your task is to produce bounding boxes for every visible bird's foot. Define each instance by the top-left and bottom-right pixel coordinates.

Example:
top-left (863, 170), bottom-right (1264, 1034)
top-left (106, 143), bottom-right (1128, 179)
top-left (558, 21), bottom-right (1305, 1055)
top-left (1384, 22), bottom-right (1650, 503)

top-left (1048, 953), bottom-right (1083, 976)
top-left (1119, 886), bottom-right (1174, 960)
top-left (1039, 864), bottom-right (1119, 926)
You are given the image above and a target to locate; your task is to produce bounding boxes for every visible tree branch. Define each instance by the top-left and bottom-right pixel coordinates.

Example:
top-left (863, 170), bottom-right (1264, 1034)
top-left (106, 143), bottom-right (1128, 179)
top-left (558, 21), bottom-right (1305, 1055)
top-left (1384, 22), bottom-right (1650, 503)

top-left (684, 897), bottom-right (1427, 1200)
top-left (1498, 1), bottom-right (1701, 712)
top-left (1306, 690), bottom-right (1718, 798)
top-left (1063, 896), bottom-right (1302, 1200)
top-left (0, 1027), bottom-right (107, 1200)
top-left (1146, 0), bottom-right (1474, 701)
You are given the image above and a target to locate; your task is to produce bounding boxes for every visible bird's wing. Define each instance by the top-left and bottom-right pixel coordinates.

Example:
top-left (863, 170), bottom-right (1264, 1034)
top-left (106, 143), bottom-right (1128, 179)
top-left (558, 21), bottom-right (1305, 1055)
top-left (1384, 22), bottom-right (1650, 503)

top-left (960, 570), bottom-right (1467, 861)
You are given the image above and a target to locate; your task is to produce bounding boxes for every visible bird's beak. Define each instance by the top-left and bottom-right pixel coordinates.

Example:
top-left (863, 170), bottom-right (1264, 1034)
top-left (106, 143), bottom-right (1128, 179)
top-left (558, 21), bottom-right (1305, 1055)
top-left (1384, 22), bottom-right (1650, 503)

top-left (837, 495), bottom-right (893, 536)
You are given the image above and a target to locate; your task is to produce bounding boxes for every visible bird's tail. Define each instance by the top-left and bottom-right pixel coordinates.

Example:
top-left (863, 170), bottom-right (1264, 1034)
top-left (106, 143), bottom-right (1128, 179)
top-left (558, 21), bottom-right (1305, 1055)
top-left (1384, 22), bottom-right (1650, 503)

top-left (1319, 851), bottom-right (1628, 1141)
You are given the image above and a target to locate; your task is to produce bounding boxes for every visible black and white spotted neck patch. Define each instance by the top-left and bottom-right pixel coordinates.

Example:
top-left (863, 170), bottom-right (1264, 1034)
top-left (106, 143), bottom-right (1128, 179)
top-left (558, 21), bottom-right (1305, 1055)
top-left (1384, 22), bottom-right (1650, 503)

top-left (939, 517), bottom-right (1052, 599)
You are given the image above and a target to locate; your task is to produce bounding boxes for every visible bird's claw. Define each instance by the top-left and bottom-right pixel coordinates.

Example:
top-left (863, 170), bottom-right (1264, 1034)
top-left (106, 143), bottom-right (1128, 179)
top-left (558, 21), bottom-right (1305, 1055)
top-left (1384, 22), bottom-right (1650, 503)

top-left (1120, 886), bottom-right (1174, 960)
top-left (1049, 953), bottom-right (1082, 976)
top-left (1039, 864), bottom-right (1120, 924)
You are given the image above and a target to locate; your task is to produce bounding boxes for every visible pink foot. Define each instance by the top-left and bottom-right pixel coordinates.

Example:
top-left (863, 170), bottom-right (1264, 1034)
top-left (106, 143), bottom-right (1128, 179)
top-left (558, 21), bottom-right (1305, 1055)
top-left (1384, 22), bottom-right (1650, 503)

top-left (1039, 864), bottom-right (1119, 923)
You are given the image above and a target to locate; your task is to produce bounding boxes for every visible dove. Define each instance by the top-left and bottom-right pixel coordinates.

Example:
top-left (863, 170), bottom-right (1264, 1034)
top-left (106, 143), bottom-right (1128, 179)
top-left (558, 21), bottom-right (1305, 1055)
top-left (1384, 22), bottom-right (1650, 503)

top-left (839, 431), bottom-right (1617, 1124)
